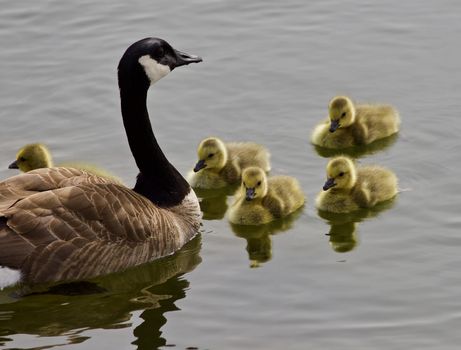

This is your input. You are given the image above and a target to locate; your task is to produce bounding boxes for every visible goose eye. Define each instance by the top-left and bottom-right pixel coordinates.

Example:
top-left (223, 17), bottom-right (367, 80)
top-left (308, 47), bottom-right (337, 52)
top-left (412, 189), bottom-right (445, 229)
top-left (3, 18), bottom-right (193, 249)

top-left (208, 153), bottom-right (214, 158)
top-left (155, 47), bottom-right (164, 57)
top-left (19, 157), bottom-right (26, 162)
top-left (338, 172), bottom-right (345, 177)
top-left (257, 181), bottom-right (261, 186)
top-left (341, 112), bottom-right (346, 118)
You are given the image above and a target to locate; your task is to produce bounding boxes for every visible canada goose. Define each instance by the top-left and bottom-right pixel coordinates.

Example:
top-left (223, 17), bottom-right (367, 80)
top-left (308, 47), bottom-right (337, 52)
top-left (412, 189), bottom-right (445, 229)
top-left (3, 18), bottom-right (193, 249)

top-left (187, 137), bottom-right (271, 189)
top-left (9, 143), bottom-right (121, 182)
top-left (228, 167), bottom-right (305, 225)
top-left (311, 96), bottom-right (400, 148)
top-left (0, 37), bottom-right (202, 285)
top-left (316, 156), bottom-right (398, 213)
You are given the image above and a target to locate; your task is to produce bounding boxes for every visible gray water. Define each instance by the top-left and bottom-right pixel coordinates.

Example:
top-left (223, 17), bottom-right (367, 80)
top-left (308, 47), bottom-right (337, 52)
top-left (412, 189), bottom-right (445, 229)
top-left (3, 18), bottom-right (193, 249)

top-left (0, 0), bottom-right (460, 349)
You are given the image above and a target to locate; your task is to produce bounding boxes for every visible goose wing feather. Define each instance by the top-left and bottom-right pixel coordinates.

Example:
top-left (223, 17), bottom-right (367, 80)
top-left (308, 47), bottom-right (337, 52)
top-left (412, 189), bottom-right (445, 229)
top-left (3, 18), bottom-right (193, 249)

top-left (0, 167), bottom-right (199, 283)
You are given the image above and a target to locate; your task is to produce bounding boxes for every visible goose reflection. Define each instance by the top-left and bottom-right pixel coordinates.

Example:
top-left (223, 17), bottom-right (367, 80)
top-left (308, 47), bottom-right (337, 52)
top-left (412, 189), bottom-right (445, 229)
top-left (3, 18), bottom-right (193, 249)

top-left (230, 209), bottom-right (303, 267)
top-left (313, 133), bottom-right (398, 159)
top-left (194, 185), bottom-right (237, 220)
top-left (0, 236), bottom-right (202, 350)
top-left (318, 199), bottom-right (396, 253)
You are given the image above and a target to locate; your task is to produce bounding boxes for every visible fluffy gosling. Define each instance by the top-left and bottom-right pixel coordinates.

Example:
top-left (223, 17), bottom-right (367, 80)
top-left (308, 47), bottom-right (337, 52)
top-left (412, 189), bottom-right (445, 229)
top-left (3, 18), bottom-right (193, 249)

top-left (9, 143), bottom-right (120, 181)
top-left (228, 167), bottom-right (305, 225)
top-left (187, 137), bottom-right (271, 189)
top-left (311, 96), bottom-right (400, 148)
top-left (316, 156), bottom-right (398, 213)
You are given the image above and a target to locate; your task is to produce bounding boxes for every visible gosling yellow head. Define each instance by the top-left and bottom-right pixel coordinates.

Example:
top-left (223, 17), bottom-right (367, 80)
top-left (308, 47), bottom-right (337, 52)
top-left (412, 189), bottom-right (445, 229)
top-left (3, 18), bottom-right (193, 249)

top-left (193, 137), bottom-right (227, 172)
top-left (323, 156), bottom-right (357, 191)
top-left (241, 167), bottom-right (268, 201)
top-left (9, 143), bottom-right (53, 172)
top-left (328, 96), bottom-right (356, 132)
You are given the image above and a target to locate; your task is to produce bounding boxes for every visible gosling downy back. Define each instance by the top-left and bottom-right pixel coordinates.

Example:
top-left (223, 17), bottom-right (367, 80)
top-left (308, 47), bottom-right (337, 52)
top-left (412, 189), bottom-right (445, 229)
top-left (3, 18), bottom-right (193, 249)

top-left (316, 156), bottom-right (398, 213)
top-left (228, 167), bottom-right (305, 225)
top-left (187, 137), bottom-right (271, 189)
top-left (0, 37), bottom-right (202, 285)
top-left (311, 96), bottom-right (400, 149)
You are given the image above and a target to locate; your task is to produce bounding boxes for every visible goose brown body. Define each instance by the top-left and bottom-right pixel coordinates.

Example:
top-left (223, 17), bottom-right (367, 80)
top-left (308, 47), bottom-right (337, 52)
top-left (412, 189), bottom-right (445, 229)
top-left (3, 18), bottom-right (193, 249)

top-left (0, 37), bottom-right (202, 285)
top-left (0, 168), bottom-right (200, 283)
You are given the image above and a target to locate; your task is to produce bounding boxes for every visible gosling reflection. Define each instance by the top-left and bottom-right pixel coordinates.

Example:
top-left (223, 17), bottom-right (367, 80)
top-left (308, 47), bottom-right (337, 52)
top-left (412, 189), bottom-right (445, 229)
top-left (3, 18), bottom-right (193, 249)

top-left (233, 227), bottom-right (272, 268)
top-left (195, 185), bottom-right (237, 220)
top-left (326, 221), bottom-right (358, 253)
top-left (313, 133), bottom-right (398, 159)
top-left (318, 199), bottom-right (396, 253)
top-left (0, 236), bottom-right (202, 350)
top-left (230, 209), bottom-right (302, 267)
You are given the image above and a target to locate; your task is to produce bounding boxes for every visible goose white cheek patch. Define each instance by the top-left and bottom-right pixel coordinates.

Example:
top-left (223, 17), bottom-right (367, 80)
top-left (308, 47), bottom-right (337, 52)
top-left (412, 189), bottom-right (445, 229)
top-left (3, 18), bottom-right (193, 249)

top-left (138, 55), bottom-right (171, 84)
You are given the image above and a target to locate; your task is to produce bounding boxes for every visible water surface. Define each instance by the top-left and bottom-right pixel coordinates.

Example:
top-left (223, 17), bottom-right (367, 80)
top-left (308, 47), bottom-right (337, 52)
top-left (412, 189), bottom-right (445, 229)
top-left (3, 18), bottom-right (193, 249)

top-left (1, 0), bottom-right (460, 349)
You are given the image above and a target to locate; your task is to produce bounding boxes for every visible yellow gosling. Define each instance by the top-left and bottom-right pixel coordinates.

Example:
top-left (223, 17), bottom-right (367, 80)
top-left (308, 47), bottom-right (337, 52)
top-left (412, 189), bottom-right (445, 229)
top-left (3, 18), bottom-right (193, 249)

top-left (187, 137), bottom-right (271, 189)
top-left (9, 143), bottom-right (52, 172)
top-left (311, 96), bottom-right (400, 148)
top-left (9, 143), bottom-right (121, 182)
top-left (228, 167), bottom-right (305, 225)
top-left (316, 156), bottom-right (398, 213)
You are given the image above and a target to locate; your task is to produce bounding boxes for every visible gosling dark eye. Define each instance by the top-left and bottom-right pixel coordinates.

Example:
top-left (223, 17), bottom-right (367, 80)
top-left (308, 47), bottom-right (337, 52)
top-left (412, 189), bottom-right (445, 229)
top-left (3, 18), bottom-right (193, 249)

top-left (208, 153), bottom-right (214, 158)
top-left (19, 157), bottom-right (26, 162)
top-left (341, 112), bottom-right (346, 118)
top-left (338, 172), bottom-right (345, 177)
top-left (257, 181), bottom-right (261, 186)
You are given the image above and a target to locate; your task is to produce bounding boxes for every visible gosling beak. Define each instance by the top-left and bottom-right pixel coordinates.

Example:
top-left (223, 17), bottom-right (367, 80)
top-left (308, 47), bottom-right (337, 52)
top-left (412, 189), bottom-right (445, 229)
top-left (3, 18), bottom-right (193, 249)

top-left (323, 177), bottom-right (336, 191)
top-left (245, 188), bottom-right (256, 201)
top-left (193, 159), bottom-right (206, 172)
top-left (8, 160), bottom-right (19, 169)
top-left (174, 49), bottom-right (203, 68)
top-left (329, 119), bottom-right (340, 133)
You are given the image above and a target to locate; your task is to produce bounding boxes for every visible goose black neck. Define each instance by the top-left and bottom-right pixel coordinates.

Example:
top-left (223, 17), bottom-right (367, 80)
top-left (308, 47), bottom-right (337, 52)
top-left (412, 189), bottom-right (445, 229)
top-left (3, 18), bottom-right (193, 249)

top-left (119, 82), bottom-right (190, 208)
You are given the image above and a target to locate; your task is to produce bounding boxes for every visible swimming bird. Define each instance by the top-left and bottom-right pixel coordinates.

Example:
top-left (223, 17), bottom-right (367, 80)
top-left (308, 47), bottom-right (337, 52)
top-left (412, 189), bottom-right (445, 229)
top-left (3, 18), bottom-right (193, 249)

top-left (228, 167), bottom-right (305, 225)
top-left (316, 156), bottom-right (398, 213)
top-left (9, 143), bottom-right (52, 172)
top-left (311, 96), bottom-right (400, 148)
top-left (0, 37), bottom-right (202, 285)
top-left (9, 143), bottom-right (120, 182)
top-left (187, 137), bottom-right (271, 189)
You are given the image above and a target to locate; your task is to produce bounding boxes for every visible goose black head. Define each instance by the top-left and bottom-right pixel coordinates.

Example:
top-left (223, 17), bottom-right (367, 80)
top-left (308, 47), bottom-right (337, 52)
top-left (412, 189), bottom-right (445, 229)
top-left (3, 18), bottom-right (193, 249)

top-left (118, 37), bottom-right (202, 89)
